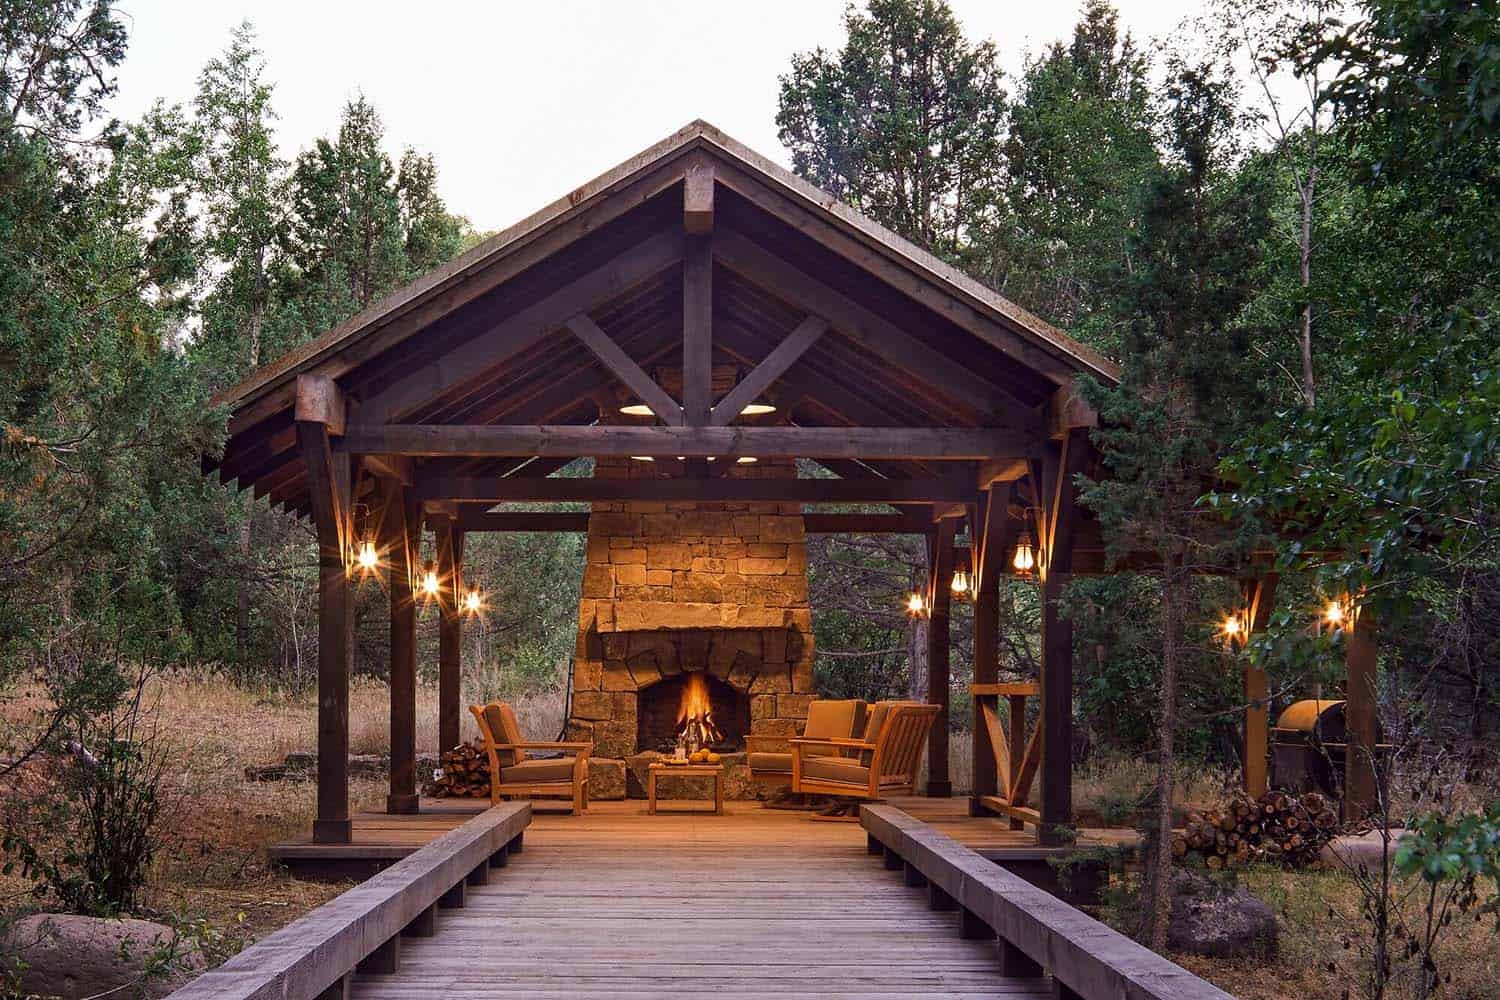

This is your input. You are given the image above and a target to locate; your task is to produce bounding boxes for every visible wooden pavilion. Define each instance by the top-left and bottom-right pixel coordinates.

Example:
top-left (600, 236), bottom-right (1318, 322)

top-left (205, 121), bottom-right (1379, 848)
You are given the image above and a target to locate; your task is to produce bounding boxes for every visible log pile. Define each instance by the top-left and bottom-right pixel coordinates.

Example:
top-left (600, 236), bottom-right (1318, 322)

top-left (1175, 790), bottom-right (1340, 869)
top-left (428, 742), bottom-right (490, 798)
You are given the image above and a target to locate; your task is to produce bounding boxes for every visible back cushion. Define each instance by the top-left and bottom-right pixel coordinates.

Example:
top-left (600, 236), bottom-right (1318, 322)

top-left (483, 702), bottom-right (525, 766)
top-left (804, 699), bottom-right (867, 759)
top-left (804, 699), bottom-right (865, 743)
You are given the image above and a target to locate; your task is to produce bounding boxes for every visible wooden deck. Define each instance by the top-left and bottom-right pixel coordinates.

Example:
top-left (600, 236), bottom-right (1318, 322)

top-left (349, 799), bottom-right (1051, 999)
top-left (269, 795), bottom-right (1138, 876)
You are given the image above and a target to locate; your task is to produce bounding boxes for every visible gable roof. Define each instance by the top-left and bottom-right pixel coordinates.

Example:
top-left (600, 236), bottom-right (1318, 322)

top-left (208, 121), bottom-right (1121, 518)
top-left (213, 120), bottom-right (1116, 423)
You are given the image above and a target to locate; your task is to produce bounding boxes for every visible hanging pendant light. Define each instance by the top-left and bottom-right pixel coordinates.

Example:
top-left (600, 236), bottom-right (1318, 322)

top-left (1012, 529), bottom-right (1036, 575)
top-left (619, 400), bottom-right (656, 417)
top-left (950, 569), bottom-right (970, 599)
top-left (905, 592), bottom-right (928, 617)
top-left (737, 401), bottom-right (776, 416)
top-left (463, 585), bottom-right (484, 615)
top-left (352, 502), bottom-right (379, 574)
top-left (419, 562), bottom-right (441, 600)
top-left (1221, 611), bottom-right (1246, 645)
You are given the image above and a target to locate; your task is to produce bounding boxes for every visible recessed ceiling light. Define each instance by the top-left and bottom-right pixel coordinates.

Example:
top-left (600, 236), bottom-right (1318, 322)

top-left (620, 403), bottom-right (655, 417)
top-left (738, 402), bottom-right (776, 416)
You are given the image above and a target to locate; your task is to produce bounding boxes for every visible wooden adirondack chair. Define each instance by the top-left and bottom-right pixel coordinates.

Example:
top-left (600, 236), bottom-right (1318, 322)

top-left (469, 701), bottom-right (593, 814)
top-left (789, 703), bottom-right (940, 803)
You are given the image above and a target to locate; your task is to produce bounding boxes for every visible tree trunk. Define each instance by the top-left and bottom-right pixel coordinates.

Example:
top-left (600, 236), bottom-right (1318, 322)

top-left (1299, 164), bottom-right (1317, 408)
top-left (234, 287), bottom-right (265, 665)
top-left (1147, 566), bottom-right (1185, 953)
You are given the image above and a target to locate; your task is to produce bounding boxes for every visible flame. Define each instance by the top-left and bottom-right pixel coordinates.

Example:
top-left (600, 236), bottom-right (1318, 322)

top-left (676, 672), bottom-right (723, 746)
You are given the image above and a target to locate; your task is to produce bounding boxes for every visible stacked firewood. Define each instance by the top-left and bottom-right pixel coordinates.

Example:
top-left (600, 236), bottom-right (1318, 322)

top-left (428, 742), bottom-right (490, 798)
top-left (1174, 790), bottom-right (1340, 869)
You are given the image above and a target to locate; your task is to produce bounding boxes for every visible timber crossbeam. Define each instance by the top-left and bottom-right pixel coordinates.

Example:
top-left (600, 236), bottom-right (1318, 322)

top-left (339, 424), bottom-right (1035, 461)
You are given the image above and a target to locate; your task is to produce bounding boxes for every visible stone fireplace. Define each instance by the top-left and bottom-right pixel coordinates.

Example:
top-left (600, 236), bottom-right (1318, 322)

top-left (566, 455), bottom-right (817, 799)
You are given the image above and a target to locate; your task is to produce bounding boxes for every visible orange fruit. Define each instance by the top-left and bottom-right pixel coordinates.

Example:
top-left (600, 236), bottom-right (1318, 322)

top-left (707, 752), bottom-right (721, 763)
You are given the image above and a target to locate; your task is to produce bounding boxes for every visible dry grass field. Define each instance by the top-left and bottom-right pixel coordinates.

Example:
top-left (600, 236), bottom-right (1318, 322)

top-left (3, 672), bottom-right (1495, 999)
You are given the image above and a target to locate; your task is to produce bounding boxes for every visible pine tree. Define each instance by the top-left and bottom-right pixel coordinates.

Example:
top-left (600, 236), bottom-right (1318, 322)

top-left (775, 0), bottom-right (1006, 262)
top-left (991, 0), bottom-right (1158, 339)
top-left (1078, 59), bottom-right (1271, 951)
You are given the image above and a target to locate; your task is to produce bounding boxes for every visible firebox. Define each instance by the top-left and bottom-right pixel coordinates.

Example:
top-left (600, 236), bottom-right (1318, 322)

top-left (637, 671), bottom-right (750, 753)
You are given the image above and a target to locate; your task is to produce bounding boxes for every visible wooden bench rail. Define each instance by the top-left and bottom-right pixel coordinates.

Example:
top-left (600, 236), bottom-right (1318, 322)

top-left (165, 803), bottom-right (530, 1000)
top-left (861, 804), bottom-right (1234, 1000)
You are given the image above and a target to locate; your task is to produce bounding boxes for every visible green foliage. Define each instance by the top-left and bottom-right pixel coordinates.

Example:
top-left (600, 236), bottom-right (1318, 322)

top-left (987, 0), bottom-right (1157, 339)
top-left (3, 665), bottom-right (169, 917)
top-left (776, 0), bottom-right (1006, 260)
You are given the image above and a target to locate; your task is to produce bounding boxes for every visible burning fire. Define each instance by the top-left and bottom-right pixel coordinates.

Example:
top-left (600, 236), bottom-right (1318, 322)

top-left (677, 672), bottom-right (723, 747)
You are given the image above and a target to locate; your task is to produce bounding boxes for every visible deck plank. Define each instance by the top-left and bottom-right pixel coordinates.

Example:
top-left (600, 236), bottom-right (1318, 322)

top-left (349, 801), bottom-right (1049, 999)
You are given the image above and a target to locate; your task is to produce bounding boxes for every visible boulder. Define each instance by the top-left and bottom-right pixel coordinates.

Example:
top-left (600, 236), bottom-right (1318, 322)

top-left (2, 913), bottom-right (202, 999)
top-left (1166, 870), bottom-right (1278, 959)
top-left (588, 757), bottom-right (628, 800)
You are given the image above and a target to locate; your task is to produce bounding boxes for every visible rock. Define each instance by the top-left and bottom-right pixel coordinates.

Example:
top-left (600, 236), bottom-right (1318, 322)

top-left (1166, 870), bottom-right (1278, 959)
top-left (3, 913), bottom-right (203, 999)
top-left (588, 757), bottom-right (628, 800)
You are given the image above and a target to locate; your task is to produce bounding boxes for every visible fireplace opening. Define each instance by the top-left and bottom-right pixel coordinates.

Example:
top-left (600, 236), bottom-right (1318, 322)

top-left (637, 671), bottom-right (750, 753)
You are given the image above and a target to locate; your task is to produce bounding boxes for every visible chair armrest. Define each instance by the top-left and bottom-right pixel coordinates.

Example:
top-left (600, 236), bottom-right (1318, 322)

top-left (495, 741), bottom-right (594, 753)
top-left (789, 737), bottom-right (874, 750)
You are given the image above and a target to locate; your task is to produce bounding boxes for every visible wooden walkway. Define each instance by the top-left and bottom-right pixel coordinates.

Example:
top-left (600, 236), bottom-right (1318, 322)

top-left (349, 801), bottom-right (1051, 999)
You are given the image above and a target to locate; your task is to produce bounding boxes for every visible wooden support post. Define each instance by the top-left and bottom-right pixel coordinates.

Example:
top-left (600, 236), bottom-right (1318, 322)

top-left (1038, 430), bottom-right (1085, 845)
top-left (998, 938), bottom-right (1043, 978)
top-left (960, 907), bottom-right (993, 940)
top-left (683, 159), bottom-right (714, 235)
top-left (403, 904), bottom-right (437, 938)
top-left (297, 379), bottom-right (353, 846)
top-left (356, 934), bottom-right (400, 975)
top-left (1052, 979), bottom-right (1084, 1000)
top-left (1344, 607), bottom-right (1379, 821)
top-left (385, 485), bottom-right (420, 815)
top-left (683, 234), bottom-right (713, 425)
top-left (1242, 574), bottom-right (1279, 798)
top-left (928, 881), bottom-right (957, 911)
top-left (903, 859), bottom-right (927, 888)
top-left (883, 846), bottom-right (903, 871)
top-left (466, 861), bottom-right (490, 887)
top-left (509, 831), bottom-right (524, 854)
top-left (438, 880), bottom-right (466, 909)
top-left (489, 843), bottom-right (510, 868)
top-left (315, 974), bottom-right (352, 1000)
top-left (1007, 693), bottom-right (1028, 831)
top-left (926, 518), bottom-right (957, 797)
top-left (970, 485), bottom-right (1014, 815)
top-left (867, 833), bottom-right (884, 856)
top-left (434, 516), bottom-right (464, 755)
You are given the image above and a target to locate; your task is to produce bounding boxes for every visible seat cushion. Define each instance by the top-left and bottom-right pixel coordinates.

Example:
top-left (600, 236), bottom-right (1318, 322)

top-left (801, 755), bottom-right (871, 788)
top-left (483, 702), bottom-right (526, 766)
top-left (804, 699), bottom-right (867, 758)
top-left (748, 751), bottom-right (793, 774)
top-left (499, 757), bottom-right (576, 785)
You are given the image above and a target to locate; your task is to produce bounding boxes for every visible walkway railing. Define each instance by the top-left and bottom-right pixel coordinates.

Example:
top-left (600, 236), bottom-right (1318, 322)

top-left (862, 804), bottom-right (1234, 1000)
top-left (167, 802), bottom-right (530, 1000)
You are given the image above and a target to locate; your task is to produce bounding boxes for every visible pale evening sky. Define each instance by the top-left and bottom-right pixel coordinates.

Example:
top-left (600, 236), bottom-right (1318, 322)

top-left (108, 1), bottom-right (1216, 234)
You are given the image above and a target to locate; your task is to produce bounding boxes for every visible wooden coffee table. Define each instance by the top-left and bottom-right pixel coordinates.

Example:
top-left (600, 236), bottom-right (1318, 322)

top-left (646, 762), bottom-right (725, 815)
